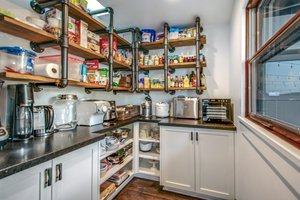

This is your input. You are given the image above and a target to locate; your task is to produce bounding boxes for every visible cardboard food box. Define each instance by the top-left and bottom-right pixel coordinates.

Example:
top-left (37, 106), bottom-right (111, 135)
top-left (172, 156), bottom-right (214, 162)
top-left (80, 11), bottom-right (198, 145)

top-left (68, 16), bottom-right (79, 44)
top-left (76, 20), bottom-right (88, 48)
top-left (87, 31), bottom-right (100, 53)
top-left (84, 60), bottom-right (99, 70)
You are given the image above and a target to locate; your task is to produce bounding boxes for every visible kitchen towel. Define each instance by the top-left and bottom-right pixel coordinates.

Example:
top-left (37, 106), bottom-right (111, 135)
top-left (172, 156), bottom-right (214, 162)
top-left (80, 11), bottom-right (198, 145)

top-left (34, 63), bottom-right (60, 78)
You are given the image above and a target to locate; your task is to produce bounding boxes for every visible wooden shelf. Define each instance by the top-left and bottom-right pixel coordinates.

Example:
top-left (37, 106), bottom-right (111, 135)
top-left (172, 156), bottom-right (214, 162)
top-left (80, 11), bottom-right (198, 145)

top-left (113, 86), bottom-right (132, 91)
top-left (140, 62), bottom-right (199, 70)
top-left (111, 60), bottom-right (132, 70)
top-left (139, 87), bottom-right (207, 91)
top-left (0, 72), bottom-right (56, 83)
top-left (36, 1), bottom-right (130, 46)
top-left (0, 15), bottom-right (56, 43)
top-left (140, 36), bottom-right (206, 50)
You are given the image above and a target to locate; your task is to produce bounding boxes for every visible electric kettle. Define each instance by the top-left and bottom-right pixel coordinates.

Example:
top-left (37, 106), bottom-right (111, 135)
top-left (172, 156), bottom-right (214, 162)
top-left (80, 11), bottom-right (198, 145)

top-left (33, 105), bottom-right (54, 137)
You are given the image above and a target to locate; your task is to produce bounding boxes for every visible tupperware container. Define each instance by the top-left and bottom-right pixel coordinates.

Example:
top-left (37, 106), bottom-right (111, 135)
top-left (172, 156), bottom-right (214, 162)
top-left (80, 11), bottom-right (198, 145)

top-left (0, 46), bottom-right (37, 74)
top-left (36, 55), bottom-right (84, 81)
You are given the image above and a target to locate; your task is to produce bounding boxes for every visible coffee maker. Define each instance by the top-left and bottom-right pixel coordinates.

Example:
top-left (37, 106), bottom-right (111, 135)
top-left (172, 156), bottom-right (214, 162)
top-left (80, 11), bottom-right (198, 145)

top-left (6, 84), bottom-right (34, 141)
top-left (104, 101), bottom-right (118, 121)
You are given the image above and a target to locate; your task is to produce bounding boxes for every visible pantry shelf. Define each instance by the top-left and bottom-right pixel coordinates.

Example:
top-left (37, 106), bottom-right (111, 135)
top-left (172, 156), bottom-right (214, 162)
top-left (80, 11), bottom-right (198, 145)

top-left (0, 15), bottom-right (57, 43)
top-left (140, 36), bottom-right (206, 50)
top-left (106, 172), bottom-right (134, 200)
top-left (139, 151), bottom-right (160, 161)
top-left (100, 139), bottom-right (133, 160)
top-left (138, 167), bottom-right (160, 177)
top-left (139, 87), bottom-right (207, 91)
top-left (103, 60), bottom-right (132, 70)
top-left (100, 155), bottom-right (133, 185)
top-left (0, 72), bottom-right (57, 83)
top-left (140, 62), bottom-right (204, 70)
top-left (35, 1), bottom-right (130, 46)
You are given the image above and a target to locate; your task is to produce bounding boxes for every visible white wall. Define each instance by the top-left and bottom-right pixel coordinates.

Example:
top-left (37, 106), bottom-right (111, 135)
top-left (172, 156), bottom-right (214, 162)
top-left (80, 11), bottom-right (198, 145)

top-left (0, 0), bottom-right (232, 123)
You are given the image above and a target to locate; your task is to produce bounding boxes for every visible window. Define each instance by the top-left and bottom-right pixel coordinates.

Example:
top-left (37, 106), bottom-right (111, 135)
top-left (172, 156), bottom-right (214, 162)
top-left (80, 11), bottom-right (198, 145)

top-left (247, 0), bottom-right (300, 147)
top-left (257, 0), bottom-right (300, 48)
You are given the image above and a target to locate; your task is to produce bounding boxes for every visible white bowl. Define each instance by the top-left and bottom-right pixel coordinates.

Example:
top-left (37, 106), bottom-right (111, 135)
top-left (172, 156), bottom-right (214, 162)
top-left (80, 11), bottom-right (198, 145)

top-left (140, 142), bottom-right (152, 152)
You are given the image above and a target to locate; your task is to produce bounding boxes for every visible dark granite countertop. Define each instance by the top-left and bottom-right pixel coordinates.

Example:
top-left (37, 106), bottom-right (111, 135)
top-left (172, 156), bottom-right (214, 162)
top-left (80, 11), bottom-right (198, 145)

top-left (0, 116), bottom-right (235, 179)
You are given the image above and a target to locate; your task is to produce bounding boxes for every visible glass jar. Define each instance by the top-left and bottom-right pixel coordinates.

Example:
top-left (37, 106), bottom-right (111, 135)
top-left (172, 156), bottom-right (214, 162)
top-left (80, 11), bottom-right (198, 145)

top-left (53, 94), bottom-right (78, 131)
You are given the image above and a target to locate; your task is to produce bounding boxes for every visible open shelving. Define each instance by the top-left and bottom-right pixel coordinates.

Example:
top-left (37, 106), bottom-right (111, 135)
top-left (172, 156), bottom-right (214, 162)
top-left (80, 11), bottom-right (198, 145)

top-left (139, 86), bottom-right (207, 91)
top-left (106, 172), bottom-right (134, 200)
top-left (100, 139), bottom-right (133, 160)
top-left (139, 151), bottom-right (160, 161)
top-left (35, 1), bottom-right (130, 46)
top-left (139, 138), bottom-right (160, 143)
top-left (100, 155), bottom-right (133, 185)
top-left (0, 16), bottom-right (131, 70)
top-left (140, 36), bottom-right (206, 50)
top-left (139, 62), bottom-right (207, 71)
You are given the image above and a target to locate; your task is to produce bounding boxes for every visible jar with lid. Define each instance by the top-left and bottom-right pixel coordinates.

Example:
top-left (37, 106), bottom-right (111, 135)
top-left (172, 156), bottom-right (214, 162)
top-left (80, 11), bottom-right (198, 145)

top-left (53, 94), bottom-right (78, 131)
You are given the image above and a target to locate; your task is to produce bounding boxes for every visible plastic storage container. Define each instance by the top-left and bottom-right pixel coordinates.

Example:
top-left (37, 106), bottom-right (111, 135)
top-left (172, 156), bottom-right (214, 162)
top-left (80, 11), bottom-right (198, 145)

top-left (36, 55), bottom-right (84, 81)
top-left (0, 46), bottom-right (37, 74)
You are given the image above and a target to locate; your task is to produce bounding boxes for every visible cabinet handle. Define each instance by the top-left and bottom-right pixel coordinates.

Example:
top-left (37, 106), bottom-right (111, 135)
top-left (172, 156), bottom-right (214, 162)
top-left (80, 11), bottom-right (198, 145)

top-left (196, 132), bottom-right (199, 141)
top-left (55, 163), bottom-right (62, 182)
top-left (191, 132), bottom-right (193, 141)
top-left (44, 168), bottom-right (52, 188)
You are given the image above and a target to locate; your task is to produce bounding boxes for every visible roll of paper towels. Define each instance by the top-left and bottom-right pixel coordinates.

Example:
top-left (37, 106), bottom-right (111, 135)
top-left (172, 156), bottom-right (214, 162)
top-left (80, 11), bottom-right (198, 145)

top-left (34, 63), bottom-right (60, 78)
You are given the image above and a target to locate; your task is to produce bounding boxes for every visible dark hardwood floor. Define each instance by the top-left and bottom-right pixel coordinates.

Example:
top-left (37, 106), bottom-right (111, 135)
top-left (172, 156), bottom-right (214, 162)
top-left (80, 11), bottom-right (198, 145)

top-left (114, 178), bottom-right (202, 200)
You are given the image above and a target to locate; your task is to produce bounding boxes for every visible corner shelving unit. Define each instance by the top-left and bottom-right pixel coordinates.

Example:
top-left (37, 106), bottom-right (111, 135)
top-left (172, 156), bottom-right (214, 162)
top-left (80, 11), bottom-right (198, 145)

top-left (138, 17), bottom-right (207, 94)
top-left (134, 122), bottom-right (160, 180)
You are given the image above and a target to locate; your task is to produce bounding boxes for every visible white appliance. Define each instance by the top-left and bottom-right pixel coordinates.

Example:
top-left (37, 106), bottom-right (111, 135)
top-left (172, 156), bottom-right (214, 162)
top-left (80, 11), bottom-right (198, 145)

top-left (77, 100), bottom-right (111, 126)
top-left (155, 102), bottom-right (169, 118)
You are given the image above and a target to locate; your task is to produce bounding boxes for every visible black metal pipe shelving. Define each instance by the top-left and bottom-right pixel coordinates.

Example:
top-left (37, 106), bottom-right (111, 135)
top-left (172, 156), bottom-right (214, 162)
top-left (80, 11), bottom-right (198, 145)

top-left (30, 0), bottom-right (69, 88)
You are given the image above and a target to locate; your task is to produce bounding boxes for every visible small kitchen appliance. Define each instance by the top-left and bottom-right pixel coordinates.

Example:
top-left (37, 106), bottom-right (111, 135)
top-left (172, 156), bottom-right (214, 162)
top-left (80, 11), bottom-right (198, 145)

top-left (104, 100), bottom-right (118, 121)
top-left (33, 105), bottom-right (54, 137)
top-left (6, 84), bottom-right (34, 141)
top-left (202, 99), bottom-right (233, 123)
top-left (155, 102), bottom-right (169, 118)
top-left (77, 100), bottom-right (111, 126)
top-left (173, 96), bottom-right (201, 119)
top-left (53, 94), bottom-right (78, 131)
top-left (141, 95), bottom-right (152, 118)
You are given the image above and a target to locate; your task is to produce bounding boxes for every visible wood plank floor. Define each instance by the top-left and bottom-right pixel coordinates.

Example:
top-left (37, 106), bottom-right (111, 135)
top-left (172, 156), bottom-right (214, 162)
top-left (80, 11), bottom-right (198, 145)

top-left (114, 178), bottom-right (202, 200)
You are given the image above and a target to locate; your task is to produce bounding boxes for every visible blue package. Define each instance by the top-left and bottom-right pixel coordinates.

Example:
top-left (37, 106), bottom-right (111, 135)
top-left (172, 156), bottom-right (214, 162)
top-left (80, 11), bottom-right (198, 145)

top-left (141, 29), bottom-right (156, 42)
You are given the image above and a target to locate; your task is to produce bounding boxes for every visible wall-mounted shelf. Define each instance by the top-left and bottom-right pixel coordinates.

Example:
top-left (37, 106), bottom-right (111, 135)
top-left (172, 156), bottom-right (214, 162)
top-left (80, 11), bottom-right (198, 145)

top-left (0, 16), bottom-right (132, 70)
top-left (139, 62), bottom-right (206, 70)
top-left (0, 72), bottom-right (132, 91)
top-left (35, 1), bottom-right (130, 46)
top-left (139, 87), bottom-right (207, 91)
top-left (140, 36), bottom-right (206, 50)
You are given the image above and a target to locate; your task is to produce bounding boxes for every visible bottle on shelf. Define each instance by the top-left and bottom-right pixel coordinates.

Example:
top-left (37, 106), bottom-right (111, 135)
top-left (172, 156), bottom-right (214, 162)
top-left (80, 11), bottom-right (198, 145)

top-left (200, 73), bottom-right (206, 87)
top-left (190, 71), bottom-right (195, 87)
top-left (184, 74), bottom-right (190, 88)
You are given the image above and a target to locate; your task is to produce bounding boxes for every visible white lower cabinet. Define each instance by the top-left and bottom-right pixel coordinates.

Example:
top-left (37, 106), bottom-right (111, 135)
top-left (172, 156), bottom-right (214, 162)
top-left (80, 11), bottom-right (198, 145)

top-left (0, 143), bottom-right (99, 200)
top-left (160, 127), bottom-right (195, 192)
top-left (0, 161), bottom-right (52, 200)
top-left (161, 126), bottom-right (235, 200)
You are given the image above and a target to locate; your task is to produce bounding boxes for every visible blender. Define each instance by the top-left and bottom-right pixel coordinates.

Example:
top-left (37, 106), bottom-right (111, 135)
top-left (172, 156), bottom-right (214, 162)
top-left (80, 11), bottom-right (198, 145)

top-left (0, 81), bottom-right (8, 149)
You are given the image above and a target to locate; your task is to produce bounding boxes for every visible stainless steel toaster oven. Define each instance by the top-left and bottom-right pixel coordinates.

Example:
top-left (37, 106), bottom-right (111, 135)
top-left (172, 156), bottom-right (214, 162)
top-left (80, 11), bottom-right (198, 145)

top-left (202, 99), bottom-right (233, 123)
top-left (173, 96), bottom-right (201, 119)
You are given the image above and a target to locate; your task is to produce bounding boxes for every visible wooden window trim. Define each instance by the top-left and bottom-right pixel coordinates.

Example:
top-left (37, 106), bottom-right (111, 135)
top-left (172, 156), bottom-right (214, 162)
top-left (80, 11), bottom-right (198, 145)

top-left (245, 2), bottom-right (300, 149)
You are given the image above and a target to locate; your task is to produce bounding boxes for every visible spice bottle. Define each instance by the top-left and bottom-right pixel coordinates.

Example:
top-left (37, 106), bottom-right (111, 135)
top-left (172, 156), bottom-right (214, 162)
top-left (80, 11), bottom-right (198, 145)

top-left (184, 74), bottom-right (190, 88)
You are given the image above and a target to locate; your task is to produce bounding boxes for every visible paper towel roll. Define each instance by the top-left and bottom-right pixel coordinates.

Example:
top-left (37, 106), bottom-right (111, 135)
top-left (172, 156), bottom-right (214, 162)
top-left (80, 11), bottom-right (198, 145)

top-left (34, 63), bottom-right (60, 78)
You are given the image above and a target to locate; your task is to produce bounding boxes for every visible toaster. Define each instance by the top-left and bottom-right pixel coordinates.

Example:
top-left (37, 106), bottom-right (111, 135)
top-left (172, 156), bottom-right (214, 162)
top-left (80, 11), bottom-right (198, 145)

top-left (77, 100), bottom-right (111, 126)
top-left (173, 96), bottom-right (201, 119)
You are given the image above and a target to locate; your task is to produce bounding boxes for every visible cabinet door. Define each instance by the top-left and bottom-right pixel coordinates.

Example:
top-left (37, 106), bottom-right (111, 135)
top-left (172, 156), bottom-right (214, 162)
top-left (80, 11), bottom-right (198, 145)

top-left (52, 143), bottom-right (99, 200)
top-left (160, 126), bottom-right (195, 192)
top-left (195, 129), bottom-right (235, 199)
top-left (0, 161), bottom-right (52, 200)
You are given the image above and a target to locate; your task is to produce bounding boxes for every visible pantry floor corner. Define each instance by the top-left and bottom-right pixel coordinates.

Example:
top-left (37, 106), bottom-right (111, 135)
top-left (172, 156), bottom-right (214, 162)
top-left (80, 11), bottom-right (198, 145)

top-left (114, 178), bottom-right (202, 200)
